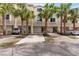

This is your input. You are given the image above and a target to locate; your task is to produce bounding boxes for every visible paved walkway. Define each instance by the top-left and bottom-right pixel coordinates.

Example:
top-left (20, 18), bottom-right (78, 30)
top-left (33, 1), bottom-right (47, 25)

top-left (16, 35), bottom-right (45, 44)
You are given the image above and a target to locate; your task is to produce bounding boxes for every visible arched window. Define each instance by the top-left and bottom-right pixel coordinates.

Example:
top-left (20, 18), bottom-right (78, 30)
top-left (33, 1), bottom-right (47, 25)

top-left (37, 16), bottom-right (42, 22)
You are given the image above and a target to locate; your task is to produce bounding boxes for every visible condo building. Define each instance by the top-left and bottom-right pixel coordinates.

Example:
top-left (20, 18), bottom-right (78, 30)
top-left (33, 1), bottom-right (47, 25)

top-left (0, 4), bottom-right (79, 35)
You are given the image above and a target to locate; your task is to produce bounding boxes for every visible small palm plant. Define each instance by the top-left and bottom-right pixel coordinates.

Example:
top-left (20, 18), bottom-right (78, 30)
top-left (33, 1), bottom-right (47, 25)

top-left (61, 3), bottom-right (72, 33)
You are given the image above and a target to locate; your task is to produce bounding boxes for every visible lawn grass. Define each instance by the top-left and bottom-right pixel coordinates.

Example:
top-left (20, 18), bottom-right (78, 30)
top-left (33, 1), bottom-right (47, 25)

top-left (0, 38), bottom-right (21, 47)
top-left (44, 36), bottom-right (54, 43)
top-left (43, 34), bottom-right (55, 43)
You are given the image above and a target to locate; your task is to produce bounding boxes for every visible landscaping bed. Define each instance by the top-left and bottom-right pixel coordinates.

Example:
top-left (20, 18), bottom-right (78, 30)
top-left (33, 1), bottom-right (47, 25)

top-left (0, 38), bottom-right (21, 47)
top-left (43, 34), bottom-right (55, 43)
top-left (68, 36), bottom-right (79, 39)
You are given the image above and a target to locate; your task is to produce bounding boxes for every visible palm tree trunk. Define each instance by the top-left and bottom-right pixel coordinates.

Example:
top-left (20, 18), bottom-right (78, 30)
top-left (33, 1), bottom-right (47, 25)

top-left (73, 16), bottom-right (76, 30)
top-left (63, 15), bottom-right (67, 34)
top-left (63, 9), bottom-right (67, 34)
top-left (44, 18), bottom-right (48, 35)
top-left (60, 16), bottom-right (63, 34)
top-left (26, 20), bottom-right (28, 35)
top-left (2, 15), bottom-right (6, 35)
top-left (21, 18), bottom-right (24, 36)
top-left (73, 21), bottom-right (76, 30)
top-left (64, 20), bottom-right (66, 33)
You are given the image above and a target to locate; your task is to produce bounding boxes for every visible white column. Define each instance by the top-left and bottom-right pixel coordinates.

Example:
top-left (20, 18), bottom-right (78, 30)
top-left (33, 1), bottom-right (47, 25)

top-left (31, 19), bottom-right (34, 34)
top-left (14, 18), bottom-right (18, 28)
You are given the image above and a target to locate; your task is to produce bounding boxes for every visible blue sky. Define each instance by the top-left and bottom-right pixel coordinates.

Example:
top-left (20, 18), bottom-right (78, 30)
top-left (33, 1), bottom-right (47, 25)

top-left (33, 3), bottom-right (79, 8)
top-left (55, 3), bottom-right (79, 8)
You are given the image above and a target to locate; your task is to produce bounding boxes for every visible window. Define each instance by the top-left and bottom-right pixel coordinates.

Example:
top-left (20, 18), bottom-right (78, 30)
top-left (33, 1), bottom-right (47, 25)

top-left (37, 8), bottom-right (42, 12)
top-left (6, 14), bottom-right (9, 20)
top-left (50, 18), bottom-right (55, 22)
top-left (37, 16), bottom-right (42, 21)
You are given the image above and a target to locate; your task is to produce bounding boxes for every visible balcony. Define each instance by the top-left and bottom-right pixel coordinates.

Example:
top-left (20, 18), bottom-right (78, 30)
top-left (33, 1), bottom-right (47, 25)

top-left (29, 21), bottom-right (59, 26)
top-left (47, 22), bottom-right (59, 26)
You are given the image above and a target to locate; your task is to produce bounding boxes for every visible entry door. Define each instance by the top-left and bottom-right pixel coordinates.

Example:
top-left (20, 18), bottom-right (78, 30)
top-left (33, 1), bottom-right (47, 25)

top-left (53, 27), bottom-right (57, 33)
top-left (41, 27), bottom-right (44, 33)
top-left (28, 26), bottom-right (31, 33)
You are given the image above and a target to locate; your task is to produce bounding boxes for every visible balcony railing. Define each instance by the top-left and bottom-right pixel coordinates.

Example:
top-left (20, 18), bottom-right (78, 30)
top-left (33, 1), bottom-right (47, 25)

top-left (29, 21), bottom-right (59, 26)
top-left (1, 21), bottom-right (79, 27)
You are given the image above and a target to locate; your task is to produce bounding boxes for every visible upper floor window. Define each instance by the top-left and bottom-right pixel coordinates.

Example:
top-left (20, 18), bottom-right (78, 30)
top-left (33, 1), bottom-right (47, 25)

top-left (37, 16), bottom-right (42, 22)
top-left (6, 14), bottom-right (10, 20)
top-left (37, 8), bottom-right (42, 12)
top-left (50, 18), bottom-right (55, 22)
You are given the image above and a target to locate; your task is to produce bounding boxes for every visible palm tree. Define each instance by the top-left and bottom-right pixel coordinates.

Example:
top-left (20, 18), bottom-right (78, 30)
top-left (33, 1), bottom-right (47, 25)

top-left (17, 4), bottom-right (35, 35)
top-left (69, 8), bottom-right (79, 30)
top-left (16, 3), bottom-right (28, 35)
top-left (39, 3), bottom-right (56, 35)
top-left (12, 8), bottom-right (21, 29)
top-left (0, 3), bottom-right (14, 35)
top-left (21, 9), bottom-right (30, 35)
top-left (62, 3), bottom-right (72, 34)
top-left (21, 10), bottom-right (30, 35)
top-left (56, 3), bottom-right (72, 34)
top-left (55, 6), bottom-right (64, 34)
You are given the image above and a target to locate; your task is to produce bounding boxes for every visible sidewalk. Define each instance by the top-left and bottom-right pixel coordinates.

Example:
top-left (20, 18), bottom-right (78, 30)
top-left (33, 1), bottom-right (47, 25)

top-left (16, 35), bottom-right (45, 44)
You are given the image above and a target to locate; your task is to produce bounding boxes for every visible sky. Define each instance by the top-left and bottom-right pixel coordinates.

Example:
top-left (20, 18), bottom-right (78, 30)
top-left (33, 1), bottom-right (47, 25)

top-left (55, 3), bottom-right (79, 8)
top-left (33, 3), bottom-right (79, 8)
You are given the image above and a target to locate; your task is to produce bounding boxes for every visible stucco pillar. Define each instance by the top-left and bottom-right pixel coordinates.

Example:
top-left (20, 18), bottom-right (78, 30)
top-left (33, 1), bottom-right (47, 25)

top-left (31, 19), bottom-right (34, 34)
top-left (14, 18), bottom-right (18, 28)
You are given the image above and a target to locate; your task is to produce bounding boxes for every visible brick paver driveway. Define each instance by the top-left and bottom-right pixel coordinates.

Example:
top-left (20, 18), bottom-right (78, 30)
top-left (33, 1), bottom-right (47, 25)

top-left (0, 42), bottom-right (79, 56)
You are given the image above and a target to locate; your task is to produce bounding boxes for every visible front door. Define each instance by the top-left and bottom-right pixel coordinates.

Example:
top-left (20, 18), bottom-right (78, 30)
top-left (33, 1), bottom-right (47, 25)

top-left (41, 27), bottom-right (44, 33)
top-left (28, 26), bottom-right (31, 33)
top-left (53, 27), bottom-right (57, 33)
